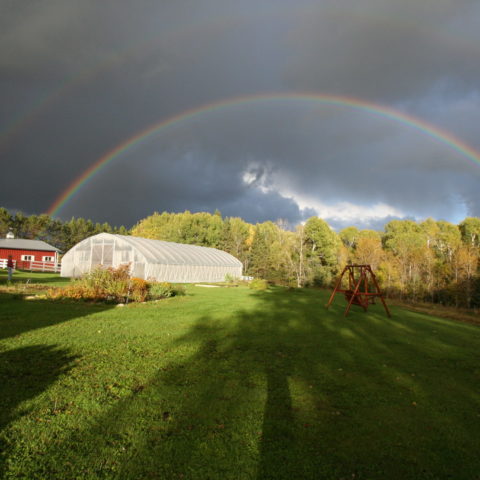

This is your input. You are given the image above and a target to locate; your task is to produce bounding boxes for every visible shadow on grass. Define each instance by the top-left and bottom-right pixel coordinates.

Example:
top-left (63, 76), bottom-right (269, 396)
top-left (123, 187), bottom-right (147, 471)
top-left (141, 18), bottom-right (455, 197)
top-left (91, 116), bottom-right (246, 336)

top-left (0, 297), bottom-right (113, 477)
top-left (0, 295), bottom-right (113, 341)
top-left (15, 288), bottom-right (480, 479)
top-left (0, 345), bottom-right (78, 477)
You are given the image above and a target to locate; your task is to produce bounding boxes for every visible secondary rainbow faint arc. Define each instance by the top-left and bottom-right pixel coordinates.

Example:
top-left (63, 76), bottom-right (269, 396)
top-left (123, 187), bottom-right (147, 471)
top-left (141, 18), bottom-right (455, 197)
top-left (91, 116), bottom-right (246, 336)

top-left (47, 92), bottom-right (480, 216)
top-left (3, 6), bottom-right (473, 150)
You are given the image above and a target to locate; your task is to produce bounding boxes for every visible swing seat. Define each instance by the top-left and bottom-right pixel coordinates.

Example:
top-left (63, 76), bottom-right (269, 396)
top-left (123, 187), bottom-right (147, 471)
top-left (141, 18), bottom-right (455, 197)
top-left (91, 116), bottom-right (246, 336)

top-left (344, 290), bottom-right (362, 305)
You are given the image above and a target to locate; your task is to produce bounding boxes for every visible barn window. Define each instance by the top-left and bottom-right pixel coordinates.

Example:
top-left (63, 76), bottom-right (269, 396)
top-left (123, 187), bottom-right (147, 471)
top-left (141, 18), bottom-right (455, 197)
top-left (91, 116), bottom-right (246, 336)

top-left (43, 256), bottom-right (54, 262)
top-left (21, 255), bottom-right (34, 261)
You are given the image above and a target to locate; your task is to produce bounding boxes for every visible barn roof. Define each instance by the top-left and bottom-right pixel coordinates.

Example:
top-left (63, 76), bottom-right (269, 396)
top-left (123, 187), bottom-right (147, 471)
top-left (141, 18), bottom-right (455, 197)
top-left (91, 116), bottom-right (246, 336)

top-left (0, 238), bottom-right (60, 252)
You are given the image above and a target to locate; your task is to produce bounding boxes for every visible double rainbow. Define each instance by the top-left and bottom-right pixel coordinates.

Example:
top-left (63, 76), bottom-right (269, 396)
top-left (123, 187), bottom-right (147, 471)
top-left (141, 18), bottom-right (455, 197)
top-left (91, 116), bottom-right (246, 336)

top-left (47, 92), bottom-right (480, 217)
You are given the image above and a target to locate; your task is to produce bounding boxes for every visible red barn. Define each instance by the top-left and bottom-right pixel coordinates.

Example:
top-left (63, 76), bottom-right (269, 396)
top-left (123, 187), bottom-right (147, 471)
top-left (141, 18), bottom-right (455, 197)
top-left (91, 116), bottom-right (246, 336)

top-left (0, 231), bottom-right (60, 272)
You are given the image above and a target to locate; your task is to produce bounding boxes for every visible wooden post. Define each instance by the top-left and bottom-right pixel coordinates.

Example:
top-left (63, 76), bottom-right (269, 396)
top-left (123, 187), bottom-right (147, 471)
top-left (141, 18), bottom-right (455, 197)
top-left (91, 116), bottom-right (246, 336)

top-left (367, 265), bottom-right (391, 317)
top-left (326, 265), bottom-right (347, 308)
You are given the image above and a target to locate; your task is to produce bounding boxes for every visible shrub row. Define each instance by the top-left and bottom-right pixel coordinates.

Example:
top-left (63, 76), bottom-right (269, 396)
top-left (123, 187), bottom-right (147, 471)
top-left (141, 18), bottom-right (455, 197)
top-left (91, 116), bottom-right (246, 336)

top-left (47, 265), bottom-right (185, 303)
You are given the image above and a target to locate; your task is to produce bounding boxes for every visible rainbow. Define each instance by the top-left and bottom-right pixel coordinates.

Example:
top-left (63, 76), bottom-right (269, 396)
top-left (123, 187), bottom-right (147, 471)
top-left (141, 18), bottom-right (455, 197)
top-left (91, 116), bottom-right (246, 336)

top-left (47, 92), bottom-right (480, 217)
top-left (2, 5), bottom-right (473, 152)
top-left (0, 17), bottom-right (223, 149)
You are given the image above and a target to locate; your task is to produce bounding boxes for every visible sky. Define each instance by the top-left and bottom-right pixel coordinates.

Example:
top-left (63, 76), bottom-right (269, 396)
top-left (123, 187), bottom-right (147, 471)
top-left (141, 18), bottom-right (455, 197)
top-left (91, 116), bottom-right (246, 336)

top-left (1, 0), bottom-right (480, 230)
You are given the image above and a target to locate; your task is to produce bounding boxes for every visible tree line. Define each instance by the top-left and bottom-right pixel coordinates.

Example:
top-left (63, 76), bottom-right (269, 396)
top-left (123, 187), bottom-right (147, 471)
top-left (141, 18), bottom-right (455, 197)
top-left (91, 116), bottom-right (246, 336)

top-left (0, 208), bottom-right (128, 253)
top-left (132, 211), bottom-right (480, 309)
top-left (1, 207), bottom-right (479, 309)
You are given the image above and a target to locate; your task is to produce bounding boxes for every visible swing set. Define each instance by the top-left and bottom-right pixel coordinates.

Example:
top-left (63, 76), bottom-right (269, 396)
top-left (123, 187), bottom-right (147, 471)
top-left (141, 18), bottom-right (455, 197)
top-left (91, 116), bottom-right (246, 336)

top-left (326, 264), bottom-right (391, 317)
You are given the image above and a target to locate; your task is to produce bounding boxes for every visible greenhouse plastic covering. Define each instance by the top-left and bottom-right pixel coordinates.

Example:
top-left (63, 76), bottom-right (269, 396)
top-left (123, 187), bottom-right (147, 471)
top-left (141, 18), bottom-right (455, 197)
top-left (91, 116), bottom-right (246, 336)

top-left (61, 233), bottom-right (243, 283)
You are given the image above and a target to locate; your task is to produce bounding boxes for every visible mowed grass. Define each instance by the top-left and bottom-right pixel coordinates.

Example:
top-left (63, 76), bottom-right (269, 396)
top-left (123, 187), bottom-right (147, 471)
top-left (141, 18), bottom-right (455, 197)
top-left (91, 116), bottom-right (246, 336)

top-left (0, 270), bottom-right (70, 287)
top-left (0, 284), bottom-right (479, 479)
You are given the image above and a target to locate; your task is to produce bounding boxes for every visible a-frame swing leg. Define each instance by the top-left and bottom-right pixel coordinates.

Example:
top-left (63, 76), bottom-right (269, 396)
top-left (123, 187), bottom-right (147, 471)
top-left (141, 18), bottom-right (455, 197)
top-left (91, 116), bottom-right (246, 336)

top-left (326, 266), bottom-right (347, 308)
top-left (348, 268), bottom-right (356, 291)
top-left (368, 266), bottom-right (391, 318)
top-left (344, 273), bottom-right (367, 316)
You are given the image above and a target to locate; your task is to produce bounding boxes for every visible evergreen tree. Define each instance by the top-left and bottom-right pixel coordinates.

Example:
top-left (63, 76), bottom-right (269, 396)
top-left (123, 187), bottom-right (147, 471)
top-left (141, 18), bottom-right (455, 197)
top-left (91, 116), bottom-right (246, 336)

top-left (0, 208), bottom-right (12, 236)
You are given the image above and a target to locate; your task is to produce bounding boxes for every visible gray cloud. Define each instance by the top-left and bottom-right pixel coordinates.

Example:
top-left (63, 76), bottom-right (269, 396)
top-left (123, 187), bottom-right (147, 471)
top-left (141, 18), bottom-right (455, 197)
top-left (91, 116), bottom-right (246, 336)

top-left (327, 215), bottom-right (414, 233)
top-left (1, 0), bottom-right (479, 230)
top-left (283, 0), bottom-right (480, 101)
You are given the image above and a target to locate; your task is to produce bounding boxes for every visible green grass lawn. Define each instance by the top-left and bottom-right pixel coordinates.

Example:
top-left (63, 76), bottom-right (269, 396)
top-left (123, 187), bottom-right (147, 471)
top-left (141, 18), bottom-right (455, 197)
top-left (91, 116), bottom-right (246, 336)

top-left (0, 285), bottom-right (479, 479)
top-left (0, 270), bottom-right (70, 287)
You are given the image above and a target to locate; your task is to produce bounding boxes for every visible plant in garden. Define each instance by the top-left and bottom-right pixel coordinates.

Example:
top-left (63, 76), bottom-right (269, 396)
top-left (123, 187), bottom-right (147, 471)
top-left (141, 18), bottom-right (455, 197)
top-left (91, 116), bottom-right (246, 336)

top-left (148, 282), bottom-right (186, 300)
top-left (47, 265), bottom-right (132, 302)
top-left (224, 273), bottom-right (237, 284)
top-left (128, 277), bottom-right (149, 302)
top-left (248, 278), bottom-right (268, 291)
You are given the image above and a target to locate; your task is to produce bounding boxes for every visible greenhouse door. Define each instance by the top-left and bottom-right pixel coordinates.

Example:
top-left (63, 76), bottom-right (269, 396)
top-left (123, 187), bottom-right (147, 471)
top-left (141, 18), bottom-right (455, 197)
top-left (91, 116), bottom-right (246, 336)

top-left (103, 244), bottom-right (113, 267)
top-left (91, 245), bottom-right (102, 267)
top-left (133, 263), bottom-right (145, 278)
top-left (90, 241), bottom-right (114, 268)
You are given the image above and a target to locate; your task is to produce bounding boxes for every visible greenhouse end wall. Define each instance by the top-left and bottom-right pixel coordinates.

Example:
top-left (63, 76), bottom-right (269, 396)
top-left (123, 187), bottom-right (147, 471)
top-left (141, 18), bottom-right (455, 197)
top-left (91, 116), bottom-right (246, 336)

top-left (61, 233), bottom-right (243, 283)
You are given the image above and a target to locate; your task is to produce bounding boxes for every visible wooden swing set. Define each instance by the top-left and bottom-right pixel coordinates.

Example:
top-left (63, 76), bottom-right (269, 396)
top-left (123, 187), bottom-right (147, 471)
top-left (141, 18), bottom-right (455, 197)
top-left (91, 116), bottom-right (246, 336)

top-left (326, 264), bottom-right (391, 317)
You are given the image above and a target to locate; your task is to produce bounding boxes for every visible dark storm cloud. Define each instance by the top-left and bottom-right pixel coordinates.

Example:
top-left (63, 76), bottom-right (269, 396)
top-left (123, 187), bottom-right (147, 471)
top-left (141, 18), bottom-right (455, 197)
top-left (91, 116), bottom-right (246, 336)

top-left (55, 103), bottom-right (479, 228)
top-left (283, 0), bottom-right (480, 102)
top-left (0, 0), bottom-right (479, 229)
top-left (62, 145), bottom-right (311, 227)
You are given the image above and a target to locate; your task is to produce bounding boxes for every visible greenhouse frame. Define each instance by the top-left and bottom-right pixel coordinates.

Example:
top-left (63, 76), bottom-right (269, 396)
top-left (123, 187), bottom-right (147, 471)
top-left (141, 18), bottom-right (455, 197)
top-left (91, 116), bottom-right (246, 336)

top-left (60, 233), bottom-right (243, 283)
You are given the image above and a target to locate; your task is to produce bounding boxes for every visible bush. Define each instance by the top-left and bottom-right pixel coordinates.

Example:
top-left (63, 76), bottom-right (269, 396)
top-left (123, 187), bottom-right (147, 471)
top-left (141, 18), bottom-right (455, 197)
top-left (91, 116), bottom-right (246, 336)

top-left (148, 282), bottom-right (186, 300)
top-left (47, 265), bottom-right (131, 303)
top-left (128, 277), bottom-right (149, 302)
top-left (248, 278), bottom-right (268, 291)
top-left (224, 273), bottom-right (237, 284)
top-left (223, 273), bottom-right (243, 287)
top-left (286, 280), bottom-right (299, 290)
top-left (310, 266), bottom-right (333, 288)
top-left (173, 284), bottom-right (186, 296)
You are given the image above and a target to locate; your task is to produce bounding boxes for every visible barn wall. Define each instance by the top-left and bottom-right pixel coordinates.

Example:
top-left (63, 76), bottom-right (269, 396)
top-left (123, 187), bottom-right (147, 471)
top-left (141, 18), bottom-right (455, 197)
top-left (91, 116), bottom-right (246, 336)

top-left (0, 248), bottom-right (57, 269)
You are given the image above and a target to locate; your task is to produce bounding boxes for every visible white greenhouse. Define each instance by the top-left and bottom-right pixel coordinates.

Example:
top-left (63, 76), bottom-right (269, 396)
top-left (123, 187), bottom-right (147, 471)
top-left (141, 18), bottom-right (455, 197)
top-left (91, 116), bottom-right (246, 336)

top-left (60, 233), bottom-right (243, 282)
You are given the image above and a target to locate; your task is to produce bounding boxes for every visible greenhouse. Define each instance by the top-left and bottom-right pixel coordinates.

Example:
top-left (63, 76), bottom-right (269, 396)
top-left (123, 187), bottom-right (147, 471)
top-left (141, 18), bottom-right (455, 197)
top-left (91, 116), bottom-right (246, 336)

top-left (60, 233), bottom-right (243, 283)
